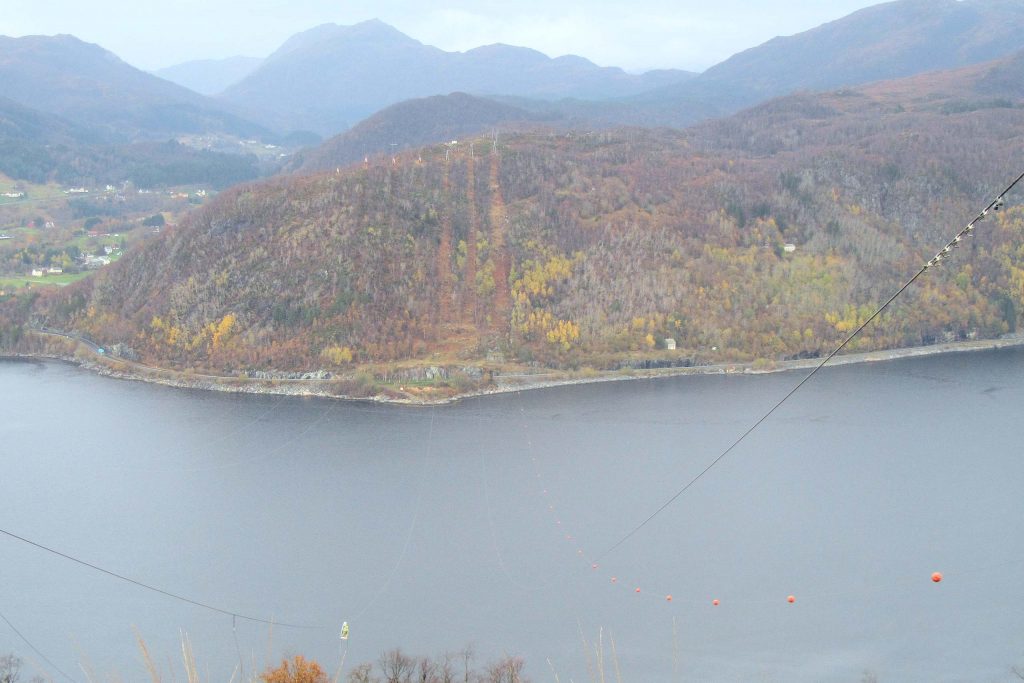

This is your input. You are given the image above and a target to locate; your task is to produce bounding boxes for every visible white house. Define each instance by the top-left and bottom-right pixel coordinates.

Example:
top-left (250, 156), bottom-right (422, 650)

top-left (664, 338), bottom-right (677, 350)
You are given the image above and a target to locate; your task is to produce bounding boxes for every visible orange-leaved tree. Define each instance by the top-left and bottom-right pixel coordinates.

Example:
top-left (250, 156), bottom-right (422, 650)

top-left (260, 655), bottom-right (327, 683)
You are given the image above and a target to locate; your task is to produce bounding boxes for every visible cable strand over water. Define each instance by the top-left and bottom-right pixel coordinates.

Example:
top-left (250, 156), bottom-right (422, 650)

top-left (600, 170), bottom-right (1024, 558)
top-left (0, 527), bottom-right (318, 629)
top-left (0, 605), bottom-right (77, 682)
top-left (351, 410), bottom-right (435, 621)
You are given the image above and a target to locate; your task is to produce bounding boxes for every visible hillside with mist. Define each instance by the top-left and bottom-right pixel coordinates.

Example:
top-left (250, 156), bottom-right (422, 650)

top-left (154, 56), bottom-right (263, 96)
top-left (274, 0), bottom-right (1024, 164)
top-left (0, 96), bottom-right (260, 187)
top-left (0, 35), bottom-right (272, 143)
top-left (287, 93), bottom-right (556, 173)
top-left (0, 34), bottom-right (277, 186)
top-left (649, 0), bottom-right (1024, 115)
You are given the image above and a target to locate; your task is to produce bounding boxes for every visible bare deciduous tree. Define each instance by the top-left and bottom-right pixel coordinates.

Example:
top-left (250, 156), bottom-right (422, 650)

top-left (416, 656), bottom-right (438, 683)
top-left (379, 649), bottom-right (414, 683)
top-left (347, 663), bottom-right (376, 683)
top-left (483, 656), bottom-right (525, 683)
top-left (436, 653), bottom-right (455, 683)
top-left (0, 654), bottom-right (43, 683)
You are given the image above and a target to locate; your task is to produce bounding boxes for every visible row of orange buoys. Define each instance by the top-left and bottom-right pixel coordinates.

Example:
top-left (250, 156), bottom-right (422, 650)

top-left (527, 438), bottom-right (944, 609)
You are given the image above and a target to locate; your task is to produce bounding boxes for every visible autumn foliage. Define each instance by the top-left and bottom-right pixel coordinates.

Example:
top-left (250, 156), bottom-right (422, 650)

top-left (7, 57), bottom-right (1024, 374)
top-left (260, 655), bottom-right (327, 683)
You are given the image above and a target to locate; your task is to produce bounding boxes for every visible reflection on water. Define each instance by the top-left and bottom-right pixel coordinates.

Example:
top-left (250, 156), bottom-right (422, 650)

top-left (1, 348), bottom-right (1023, 682)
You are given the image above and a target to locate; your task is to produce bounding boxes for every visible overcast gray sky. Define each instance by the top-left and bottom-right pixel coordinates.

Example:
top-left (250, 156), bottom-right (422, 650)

top-left (4, 0), bottom-right (884, 72)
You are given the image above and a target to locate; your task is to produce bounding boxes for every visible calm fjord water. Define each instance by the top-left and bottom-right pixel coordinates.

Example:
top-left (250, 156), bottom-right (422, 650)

top-left (2, 349), bottom-right (1023, 682)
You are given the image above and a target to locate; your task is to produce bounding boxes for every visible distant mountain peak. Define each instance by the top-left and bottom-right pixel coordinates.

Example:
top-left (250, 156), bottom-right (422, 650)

top-left (343, 19), bottom-right (423, 46)
top-left (266, 18), bottom-right (421, 62)
top-left (351, 18), bottom-right (397, 31)
top-left (464, 43), bottom-right (550, 63)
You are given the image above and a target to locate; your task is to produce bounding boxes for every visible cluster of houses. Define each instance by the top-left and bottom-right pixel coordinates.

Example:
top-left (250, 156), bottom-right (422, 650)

top-left (56, 184), bottom-right (209, 199)
top-left (81, 253), bottom-right (113, 269)
top-left (2, 191), bottom-right (25, 199)
top-left (30, 266), bottom-right (64, 277)
top-left (28, 247), bottom-right (120, 278)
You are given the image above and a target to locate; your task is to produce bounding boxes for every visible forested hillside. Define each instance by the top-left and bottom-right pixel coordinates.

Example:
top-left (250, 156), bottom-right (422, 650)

top-left (0, 97), bottom-right (260, 186)
top-left (6, 53), bottom-right (1024, 375)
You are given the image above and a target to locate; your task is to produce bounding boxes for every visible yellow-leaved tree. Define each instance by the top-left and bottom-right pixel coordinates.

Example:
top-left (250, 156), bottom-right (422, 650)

top-left (260, 655), bottom-right (327, 683)
top-left (211, 313), bottom-right (236, 350)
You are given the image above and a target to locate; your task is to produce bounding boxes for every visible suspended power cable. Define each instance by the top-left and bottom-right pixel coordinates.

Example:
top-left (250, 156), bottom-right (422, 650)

top-left (600, 170), bottom-right (1024, 559)
top-left (0, 527), bottom-right (318, 629)
top-left (350, 410), bottom-right (436, 621)
top-left (0, 605), bottom-right (77, 682)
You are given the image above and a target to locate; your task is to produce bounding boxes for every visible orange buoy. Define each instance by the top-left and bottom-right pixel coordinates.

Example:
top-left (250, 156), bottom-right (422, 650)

top-left (611, 576), bottom-right (617, 583)
top-left (666, 595), bottom-right (673, 602)
top-left (712, 599), bottom-right (720, 606)
top-left (932, 572), bottom-right (943, 583)
top-left (787, 595), bottom-right (796, 604)
top-left (635, 587), bottom-right (641, 593)
top-left (592, 563), bottom-right (598, 570)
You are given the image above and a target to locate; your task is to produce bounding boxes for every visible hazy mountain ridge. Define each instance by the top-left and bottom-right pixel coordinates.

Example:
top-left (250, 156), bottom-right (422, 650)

top-left (219, 19), bottom-right (697, 136)
top-left (154, 56), bottom-right (263, 96)
top-left (17, 53), bottom-right (1024, 373)
top-left (648, 0), bottom-right (1024, 115)
top-left (0, 34), bottom-right (273, 143)
top-left (263, 0), bottom-right (1024, 157)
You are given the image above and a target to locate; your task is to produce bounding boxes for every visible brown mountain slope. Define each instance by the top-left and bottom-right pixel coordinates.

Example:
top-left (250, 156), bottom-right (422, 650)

top-left (11, 55), bottom-right (1024, 374)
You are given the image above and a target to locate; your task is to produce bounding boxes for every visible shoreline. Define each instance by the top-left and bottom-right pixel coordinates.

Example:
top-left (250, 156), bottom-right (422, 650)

top-left (5, 332), bottom-right (1024, 405)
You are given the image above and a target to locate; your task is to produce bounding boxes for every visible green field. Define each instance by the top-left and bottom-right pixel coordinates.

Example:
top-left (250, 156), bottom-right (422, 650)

top-left (0, 179), bottom-right (67, 206)
top-left (0, 271), bottom-right (93, 289)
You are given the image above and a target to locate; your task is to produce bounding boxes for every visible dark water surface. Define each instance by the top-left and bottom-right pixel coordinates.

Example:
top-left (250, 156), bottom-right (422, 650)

top-left (2, 349), bottom-right (1023, 682)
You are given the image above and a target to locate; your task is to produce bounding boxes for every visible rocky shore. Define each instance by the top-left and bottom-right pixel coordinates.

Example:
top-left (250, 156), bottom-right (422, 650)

top-left (5, 330), bottom-right (1024, 405)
